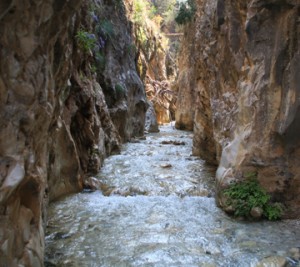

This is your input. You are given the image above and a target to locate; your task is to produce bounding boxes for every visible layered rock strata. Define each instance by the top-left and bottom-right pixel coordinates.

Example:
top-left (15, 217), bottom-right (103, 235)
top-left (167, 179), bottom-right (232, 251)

top-left (176, 0), bottom-right (300, 217)
top-left (0, 0), bottom-right (146, 265)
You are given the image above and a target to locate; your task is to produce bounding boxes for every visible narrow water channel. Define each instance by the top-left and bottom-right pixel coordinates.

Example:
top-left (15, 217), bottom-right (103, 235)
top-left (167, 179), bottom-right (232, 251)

top-left (45, 125), bottom-right (300, 267)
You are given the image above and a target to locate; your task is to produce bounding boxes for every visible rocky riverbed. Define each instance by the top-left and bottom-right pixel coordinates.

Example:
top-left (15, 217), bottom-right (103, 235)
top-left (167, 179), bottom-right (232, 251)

top-left (45, 124), bottom-right (300, 267)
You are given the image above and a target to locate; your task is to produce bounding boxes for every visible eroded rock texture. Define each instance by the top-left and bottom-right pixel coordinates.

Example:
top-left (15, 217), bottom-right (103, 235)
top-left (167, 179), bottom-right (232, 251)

top-left (176, 0), bottom-right (300, 217)
top-left (0, 0), bottom-right (145, 265)
top-left (131, 9), bottom-right (175, 125)
top-left (174, 28), bottom-right (197, 131)
top-left (99, 0), bottom-right (147, 141)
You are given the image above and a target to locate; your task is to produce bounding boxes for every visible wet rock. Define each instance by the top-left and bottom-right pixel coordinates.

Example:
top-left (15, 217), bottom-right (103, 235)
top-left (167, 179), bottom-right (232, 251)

top-left (83, 177), bottom-right (102, 191)
top-left (255, 256), bottom-right (287, 267)
top-left (250, 207), bottom-right (263, 219)
top-left (111, 186), bottom-right (148, 197)
top-left (289, 247), bottom-right (300, 260)
top-left (53, 232), bottom-right (72, 241)
top-left (286, 257), bottom-right (300, 267)
top-left (161, 140), bottom-right (186, 146)
top-left (160, 163), bottom-right (172, 169)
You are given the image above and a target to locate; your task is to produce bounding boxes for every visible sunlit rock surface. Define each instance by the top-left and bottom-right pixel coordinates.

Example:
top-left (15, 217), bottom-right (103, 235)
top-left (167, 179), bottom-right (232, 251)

top-left (176, 0), bottom-right (300, 218)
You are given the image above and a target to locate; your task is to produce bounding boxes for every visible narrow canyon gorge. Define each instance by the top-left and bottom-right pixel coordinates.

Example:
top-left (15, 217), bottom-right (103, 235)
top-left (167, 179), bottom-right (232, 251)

top-left (0, 0), bottom-right (299, 266)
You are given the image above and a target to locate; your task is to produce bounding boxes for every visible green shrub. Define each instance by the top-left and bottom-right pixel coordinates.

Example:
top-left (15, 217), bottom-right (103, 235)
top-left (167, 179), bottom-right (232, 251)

top-left (224, 178), bottom-right (283, 220)
top-left (264, 203), bottom-right (283, 221)
top-left (76, 30), bottom-right (96, 53)
top-left (175, 0), bottom-right (196, 25)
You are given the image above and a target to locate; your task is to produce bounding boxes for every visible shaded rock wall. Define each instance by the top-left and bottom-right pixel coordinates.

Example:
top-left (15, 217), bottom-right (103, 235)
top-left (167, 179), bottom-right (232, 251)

top-left (0, 0), bottom-right (145, 265)
top-left (98, 0), bottom-right (147, 141)
top-left (176, 0), bottom-right (300, 217)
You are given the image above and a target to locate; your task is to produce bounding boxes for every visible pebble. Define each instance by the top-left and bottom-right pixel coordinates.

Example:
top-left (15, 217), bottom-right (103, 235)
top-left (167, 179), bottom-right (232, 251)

top-left (160, 163), bottom-right (172, 168)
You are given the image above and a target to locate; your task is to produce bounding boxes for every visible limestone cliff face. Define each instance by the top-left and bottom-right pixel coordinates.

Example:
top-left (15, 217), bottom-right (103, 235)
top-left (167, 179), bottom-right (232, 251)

top-left (174, 27), bottom-right (197, 131)
top-left (176, 0), bottom-right (300, 218)
top-left (129, 6), bottom-right (175, 126)
top-left (0, 0), bottom-right (145, 265)
top-left (99, 0), bottom-right (147, 141)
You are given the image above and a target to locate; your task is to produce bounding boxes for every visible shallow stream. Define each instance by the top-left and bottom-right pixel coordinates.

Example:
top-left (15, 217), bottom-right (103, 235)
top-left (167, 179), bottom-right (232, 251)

top-left (45, 125), bottom-right (300, 267)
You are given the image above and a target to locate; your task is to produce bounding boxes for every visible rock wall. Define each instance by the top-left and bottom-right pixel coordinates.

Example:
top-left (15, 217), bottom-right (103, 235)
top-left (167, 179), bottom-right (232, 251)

top-left (99, 0), bottom-right (147, 141)
top-left (174, 27), bottom-right (197, 131)
top-left (0, 0), bottom-right (146, 265)
top-left (129, 5), bottom-right (175, 126)
top-left (176, 0), bottom-right (300, 218)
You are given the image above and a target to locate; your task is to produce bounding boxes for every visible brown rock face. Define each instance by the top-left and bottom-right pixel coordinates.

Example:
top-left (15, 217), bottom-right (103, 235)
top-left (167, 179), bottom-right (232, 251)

top-left (0, 0), bottom-right (145, 265)
top-left (132, 12), bottom-right (175, 125)
top-left (174, 30), bottom-right (197, 131)
top-left (99, 1), bottom-right (147, 141)
top-left (176, 0), bottom-right (300, 217)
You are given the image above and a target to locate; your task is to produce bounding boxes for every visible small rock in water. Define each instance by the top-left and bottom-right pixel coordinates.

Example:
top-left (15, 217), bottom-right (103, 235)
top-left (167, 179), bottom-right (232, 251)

top-left (255, 256), bottom-right (287, 267)
top-left (160, 163), bottom-right (172, 168)
top-left (53, 232), bottom-right (72, 240)
top-left (289, 247), bottom-right (300, 260)
top-left (286, 256), bottom-right (300, 266)
top-left (83, 177), bottom-right (102, 191)
top-left (161, 140), bottom-right (185, 145)
top-left (111, 186), bottom-right (147, 196)
top-left (250, 207), bottom-right (263, 219)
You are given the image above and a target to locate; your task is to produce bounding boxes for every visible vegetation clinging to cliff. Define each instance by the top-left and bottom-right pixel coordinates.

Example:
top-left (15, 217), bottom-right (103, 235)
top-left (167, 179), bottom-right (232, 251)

top-left (224, 177), bottom-right (283, 220)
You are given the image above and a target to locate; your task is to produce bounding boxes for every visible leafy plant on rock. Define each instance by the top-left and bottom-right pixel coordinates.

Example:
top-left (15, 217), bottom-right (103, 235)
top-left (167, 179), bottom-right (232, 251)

top-left (76, 30), bottom-right (96, 53)
top-left (224, 177), bottom-right (283, 220)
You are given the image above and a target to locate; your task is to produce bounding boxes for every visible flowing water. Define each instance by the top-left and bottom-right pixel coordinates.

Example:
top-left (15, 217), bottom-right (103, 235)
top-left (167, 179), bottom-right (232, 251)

top-left (45, 125), bottom-right (300, 267)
